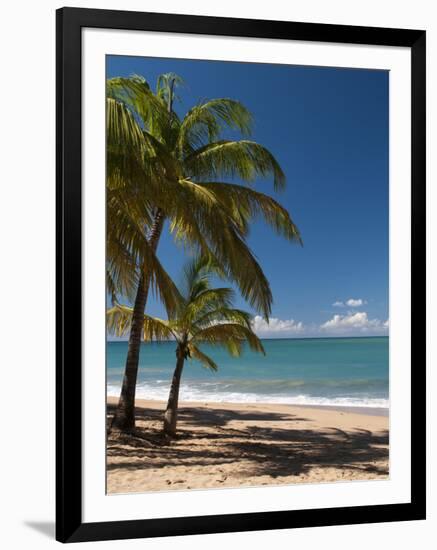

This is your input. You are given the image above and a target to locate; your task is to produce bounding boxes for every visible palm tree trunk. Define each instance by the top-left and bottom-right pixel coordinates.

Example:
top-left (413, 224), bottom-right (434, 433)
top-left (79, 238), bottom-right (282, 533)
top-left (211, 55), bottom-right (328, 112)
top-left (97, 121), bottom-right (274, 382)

top-left (163, 347), bottom-right (185, 436)
top-left (111, 209), bottom-right (165, 431)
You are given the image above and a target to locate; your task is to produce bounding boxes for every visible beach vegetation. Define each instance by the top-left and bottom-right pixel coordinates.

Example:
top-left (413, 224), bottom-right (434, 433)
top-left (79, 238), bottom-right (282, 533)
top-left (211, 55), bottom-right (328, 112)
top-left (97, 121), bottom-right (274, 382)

top-left (107, 256), bottom-right (264, 436)
top-left (106, 73), bottom-right (300, 431)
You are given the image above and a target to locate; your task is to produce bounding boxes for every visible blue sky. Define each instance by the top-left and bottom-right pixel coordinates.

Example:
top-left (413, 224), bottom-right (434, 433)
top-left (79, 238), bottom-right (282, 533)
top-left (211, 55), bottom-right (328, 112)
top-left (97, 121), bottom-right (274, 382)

top-left (107, 55), bottom-right (389, 338)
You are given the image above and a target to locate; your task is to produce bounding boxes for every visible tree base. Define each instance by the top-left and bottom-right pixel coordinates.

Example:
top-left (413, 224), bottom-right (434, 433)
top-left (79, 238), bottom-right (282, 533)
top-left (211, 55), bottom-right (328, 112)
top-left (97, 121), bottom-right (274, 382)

top-left (163, 414), bottom-right (177, 437)
top-left (110, 411), bottom-right (135, 433)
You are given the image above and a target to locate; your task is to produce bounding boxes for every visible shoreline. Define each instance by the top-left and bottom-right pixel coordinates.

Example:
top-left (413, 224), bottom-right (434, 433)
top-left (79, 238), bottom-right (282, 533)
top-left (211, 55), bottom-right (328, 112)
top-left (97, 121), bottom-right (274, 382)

top-left (107, 397), bottom-right (389, 494)
top-left (107, 396), bottom-right (388, 417)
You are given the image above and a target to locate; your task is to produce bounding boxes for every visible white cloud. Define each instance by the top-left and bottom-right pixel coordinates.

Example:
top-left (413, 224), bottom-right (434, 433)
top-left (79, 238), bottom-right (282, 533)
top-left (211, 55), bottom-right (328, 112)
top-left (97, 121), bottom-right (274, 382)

top-left (320, 311), bottom-right (388, 334)
top-left (333, 298), bottom-right (366, 308)
top-left (346, 298), bottom-right (365, 307)
top-left (249, 311), bottom-right (388, 339)
top-left (251, 315), bottom-right (305, 337)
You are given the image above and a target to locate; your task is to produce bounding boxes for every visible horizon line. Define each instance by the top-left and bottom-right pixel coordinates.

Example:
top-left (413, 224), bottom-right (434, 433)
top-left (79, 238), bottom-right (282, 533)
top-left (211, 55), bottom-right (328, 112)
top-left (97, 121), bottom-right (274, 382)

top-left (107, 334), bottom-right (389, 343)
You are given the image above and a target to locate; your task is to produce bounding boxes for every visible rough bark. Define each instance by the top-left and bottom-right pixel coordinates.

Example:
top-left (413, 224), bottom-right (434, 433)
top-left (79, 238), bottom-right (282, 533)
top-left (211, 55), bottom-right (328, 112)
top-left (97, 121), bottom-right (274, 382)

top-left (111, 209), bottom-right (165, 431)
top-left (163, 346), bottom-right (185, 436)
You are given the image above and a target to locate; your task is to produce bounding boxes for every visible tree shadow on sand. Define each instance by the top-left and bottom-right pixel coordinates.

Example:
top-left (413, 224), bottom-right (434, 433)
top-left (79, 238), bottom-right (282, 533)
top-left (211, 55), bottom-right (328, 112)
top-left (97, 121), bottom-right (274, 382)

top-left (106, 403), bottom-right (389, 480)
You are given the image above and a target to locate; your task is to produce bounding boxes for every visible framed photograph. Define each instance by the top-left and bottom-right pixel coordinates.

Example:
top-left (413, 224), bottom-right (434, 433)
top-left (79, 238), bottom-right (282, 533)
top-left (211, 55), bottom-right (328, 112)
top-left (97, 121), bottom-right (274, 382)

top-left (56, 7), bottom-right (426, 543)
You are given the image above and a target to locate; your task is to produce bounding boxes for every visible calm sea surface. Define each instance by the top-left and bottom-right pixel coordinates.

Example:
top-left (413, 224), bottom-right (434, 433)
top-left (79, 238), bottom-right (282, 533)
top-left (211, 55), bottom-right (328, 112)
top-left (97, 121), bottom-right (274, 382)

top-left (107, 337), bottom-right (389, 408)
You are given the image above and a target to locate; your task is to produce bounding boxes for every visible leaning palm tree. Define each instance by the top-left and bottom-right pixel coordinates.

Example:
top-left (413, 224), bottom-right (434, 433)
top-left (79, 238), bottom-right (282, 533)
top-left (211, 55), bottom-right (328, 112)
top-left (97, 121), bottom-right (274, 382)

top-left (107, 257), bottom-right (265, 436)
top-left (107, 74), bottom-right (301, 431)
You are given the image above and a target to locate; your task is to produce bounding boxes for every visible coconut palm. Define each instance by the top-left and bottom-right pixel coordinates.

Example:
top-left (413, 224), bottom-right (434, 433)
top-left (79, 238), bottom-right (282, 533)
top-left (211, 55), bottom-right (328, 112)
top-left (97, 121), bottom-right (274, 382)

top-left (106, 97), bottom-right (182, 311)
top-left (107, 74), bottom-right (301, 431)
top-left (107, 257), bottom-right (265, 436)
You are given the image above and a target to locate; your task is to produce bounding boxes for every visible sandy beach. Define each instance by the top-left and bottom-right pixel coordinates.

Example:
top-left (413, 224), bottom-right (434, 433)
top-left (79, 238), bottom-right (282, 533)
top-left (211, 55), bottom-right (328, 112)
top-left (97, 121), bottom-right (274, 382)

top-left (107, 397), bottom-right (389, 494)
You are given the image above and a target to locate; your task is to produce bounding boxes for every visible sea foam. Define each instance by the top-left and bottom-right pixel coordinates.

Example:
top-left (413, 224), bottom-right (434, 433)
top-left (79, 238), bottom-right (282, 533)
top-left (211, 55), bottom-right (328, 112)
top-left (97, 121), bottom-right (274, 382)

top-left (107, 382), bottom-right (389, 409)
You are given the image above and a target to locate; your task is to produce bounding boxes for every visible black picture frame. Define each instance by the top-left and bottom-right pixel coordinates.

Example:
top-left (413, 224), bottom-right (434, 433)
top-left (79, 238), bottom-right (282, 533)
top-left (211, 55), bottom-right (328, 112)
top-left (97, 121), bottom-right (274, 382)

top-left (56, 6), bottom-right (426, 543)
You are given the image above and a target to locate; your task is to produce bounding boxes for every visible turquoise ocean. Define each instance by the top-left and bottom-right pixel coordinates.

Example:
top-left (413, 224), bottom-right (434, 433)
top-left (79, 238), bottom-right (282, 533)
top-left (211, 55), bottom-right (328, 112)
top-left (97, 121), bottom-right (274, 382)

top-left (107, 336), bottom-right (389, 409)
top-left (107, 337), bottom-right (389, 408)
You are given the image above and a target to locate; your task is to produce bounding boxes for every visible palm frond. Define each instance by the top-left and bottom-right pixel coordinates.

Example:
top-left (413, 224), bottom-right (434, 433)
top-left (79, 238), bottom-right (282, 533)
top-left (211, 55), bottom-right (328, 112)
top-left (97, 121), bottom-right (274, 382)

top-left (184, 140), bottom-right (286, 190)
top-left (106, 267), bottom-right (123, 305)
top-left (182, 255), bottom-right (222, 296)
top-left (177, 98), bottom-right (253, 156)
top-left (106, 304), bottom-right (134, 337)
top-left (106, 97), bottom-right (145, 151)
top-left (191, 323), bottom-right (265, 356)
top-left (106, 98), bottom-right (151, 191)
top-left (198, 182), bottom-right (302, 243)
top-left (107, 77), bottom-right (168, 132)
top-left (142, 130), bottom-right (182, 181)
top-left (188, 344), bottom-right (218, 371)
top-left (211, 228), bottom-right (273, 319)
top-left (142, 314), bottom-right (178, 342)
top-left (156, 73), bottom-right (185, 105)
top-left (106, 243), bottom-right (139, 303)
top-left (106, 197), bottom-right (183, 315)
top-left (146, 250), bottom-right (185, 319)
top-left (193, 307), bottom-right (252, 331)
top-left (160, 178), bottom-right (273, 318)
top-left (106, 304), bottom-right (178, 342)
top-left (184, 288), bottom-right (235, 324)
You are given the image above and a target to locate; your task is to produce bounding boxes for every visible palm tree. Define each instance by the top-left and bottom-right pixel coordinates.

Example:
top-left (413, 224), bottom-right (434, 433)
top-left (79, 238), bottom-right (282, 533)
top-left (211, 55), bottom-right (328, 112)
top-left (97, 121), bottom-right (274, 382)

top-left (107, 74), bottom-right (301, 431)
top-left (107, 257), bottom-right (265, 436)
top-left (106, 96), bottom-right (182, 313)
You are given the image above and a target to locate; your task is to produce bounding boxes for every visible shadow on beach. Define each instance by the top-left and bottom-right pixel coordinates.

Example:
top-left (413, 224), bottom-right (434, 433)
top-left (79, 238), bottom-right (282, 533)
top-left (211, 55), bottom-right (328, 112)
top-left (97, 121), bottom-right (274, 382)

top-left (106, 402), bottom-right (389, 485)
